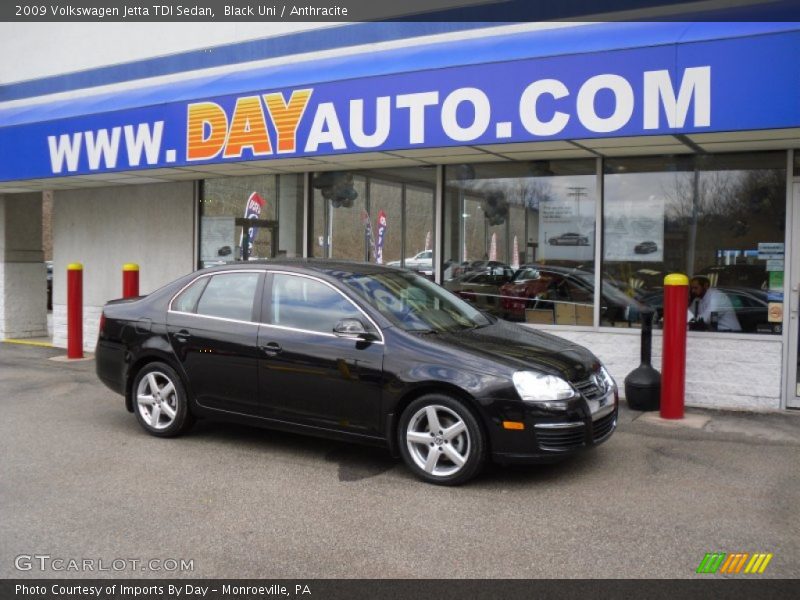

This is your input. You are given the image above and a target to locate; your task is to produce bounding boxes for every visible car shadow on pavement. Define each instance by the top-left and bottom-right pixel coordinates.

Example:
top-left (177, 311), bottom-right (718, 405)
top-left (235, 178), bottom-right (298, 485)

top-left (187, 418), bottom-right (398, 482)
top-left (479, 449), bottom-right (607, 488)
top-left (156, 417), bottom-right (609, 488)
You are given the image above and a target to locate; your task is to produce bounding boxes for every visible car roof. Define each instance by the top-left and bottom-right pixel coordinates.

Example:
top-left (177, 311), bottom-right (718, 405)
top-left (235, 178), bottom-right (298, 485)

top-left (517, 263), bottom-right (591, 274)
top-left (199, 258), bottom-right (405, 277)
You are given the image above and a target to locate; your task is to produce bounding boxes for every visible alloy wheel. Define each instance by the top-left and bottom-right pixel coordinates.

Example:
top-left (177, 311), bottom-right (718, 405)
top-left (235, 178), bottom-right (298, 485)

top-left (136, 371), bottom-right (178, 431)
top-left (405, 404), bottom-right (471, 478)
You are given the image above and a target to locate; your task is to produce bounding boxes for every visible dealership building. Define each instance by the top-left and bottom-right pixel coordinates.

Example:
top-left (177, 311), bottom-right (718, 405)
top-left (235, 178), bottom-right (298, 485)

top-left (1, 16), bottom-right (799, 411)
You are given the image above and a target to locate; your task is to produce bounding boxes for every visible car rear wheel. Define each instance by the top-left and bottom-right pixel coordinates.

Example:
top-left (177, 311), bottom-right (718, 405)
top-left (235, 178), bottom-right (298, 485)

top-left (398, 394), bottom-right (486, 485)
top-left (133, 362), bottom-right (194, 437)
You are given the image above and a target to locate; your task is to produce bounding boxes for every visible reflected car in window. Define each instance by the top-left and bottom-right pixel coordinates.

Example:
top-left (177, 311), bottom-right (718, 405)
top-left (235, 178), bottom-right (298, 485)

top-left (547, 232), bottom-right (589, 246)
top-left (96, 260), bottom-right (618, 486)
top-left (638, 286), bottom-right (780, 334)
top-left (444, 264), bottom-right (515, 310)
top-left (499, 264), bottom-right (646, 324)
top-left (387, 250), bottom-right (433, 273)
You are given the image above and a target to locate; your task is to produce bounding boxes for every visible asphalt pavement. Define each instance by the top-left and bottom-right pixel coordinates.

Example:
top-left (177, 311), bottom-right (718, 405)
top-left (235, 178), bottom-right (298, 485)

top-left (1, 343), bottom-right (798, 579)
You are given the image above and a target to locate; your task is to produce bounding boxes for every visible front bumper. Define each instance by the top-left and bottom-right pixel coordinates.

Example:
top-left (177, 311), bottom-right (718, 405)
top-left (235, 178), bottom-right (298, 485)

top-left (489, 388), bottom-right (618, 465)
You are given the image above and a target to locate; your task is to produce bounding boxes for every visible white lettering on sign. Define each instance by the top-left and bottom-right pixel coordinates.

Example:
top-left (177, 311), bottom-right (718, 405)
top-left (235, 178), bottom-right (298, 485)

top-left (577, 74), bottom-right (635, 133)
top-left (48, 122), bottom-right (165, 174)
top-left (84, 127), bottom-right (121, 169)
top-left (519, 79), bottom-right (570, 136)
top-left (305, 103), bottom-right (346, 152)
top-left (349, 97), bottom-right (391, 148)
top-left (124, 122), bottom-right (164, 167)
top-left (47, 132), bottom-right (83, 174)
top-left (441, 87), bottom-right (491, 142)
top-left (644, 66), bottom-right (711, 129)
top-left (44, 67), bottom-right (714, 175)
top-left (758, 242), bottom-right (785, 254)
top-left (396, 92), bottom-right (440, 144)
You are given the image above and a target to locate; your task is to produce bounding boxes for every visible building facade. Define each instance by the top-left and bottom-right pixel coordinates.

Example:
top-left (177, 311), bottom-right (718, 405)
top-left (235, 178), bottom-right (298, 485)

top-left (1, 20), bottom-right (799, 411)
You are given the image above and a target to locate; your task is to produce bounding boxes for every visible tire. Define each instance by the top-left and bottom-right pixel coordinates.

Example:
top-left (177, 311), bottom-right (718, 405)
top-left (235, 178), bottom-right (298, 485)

top-left (132, 362), bottom-right (194, 437)
top-left (398, 394), bottom-right (486, 485)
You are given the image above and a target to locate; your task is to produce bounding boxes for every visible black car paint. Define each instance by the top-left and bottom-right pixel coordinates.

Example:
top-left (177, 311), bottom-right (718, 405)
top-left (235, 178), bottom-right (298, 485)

top-left (96, 261), bottom-right (616, 465)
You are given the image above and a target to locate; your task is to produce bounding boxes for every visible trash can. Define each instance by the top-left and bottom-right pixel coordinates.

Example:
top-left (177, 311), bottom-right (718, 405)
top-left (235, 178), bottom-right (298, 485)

top-left (625, 310), bottom-right (661, 411)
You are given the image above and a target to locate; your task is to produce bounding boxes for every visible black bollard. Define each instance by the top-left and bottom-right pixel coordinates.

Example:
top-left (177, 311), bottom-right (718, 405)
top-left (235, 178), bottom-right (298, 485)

top-left (624, 309), bottom-right (661, 411)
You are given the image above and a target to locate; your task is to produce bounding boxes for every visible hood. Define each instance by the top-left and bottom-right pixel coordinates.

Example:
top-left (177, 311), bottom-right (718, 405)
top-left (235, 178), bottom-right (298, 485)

top-left (423, 319), bottom-right (599, 382)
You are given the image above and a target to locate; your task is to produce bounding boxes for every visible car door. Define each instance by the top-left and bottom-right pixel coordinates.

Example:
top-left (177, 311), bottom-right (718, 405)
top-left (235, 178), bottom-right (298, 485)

top-left (167, 270), bottom-right (263, 415)
top-left (257, 272), bottom-right (384, 435)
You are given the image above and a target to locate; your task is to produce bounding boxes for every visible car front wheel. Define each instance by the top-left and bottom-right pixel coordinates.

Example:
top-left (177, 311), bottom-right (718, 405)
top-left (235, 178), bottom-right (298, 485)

top-left (398, 394), bottom-right (486, 485)
top-left (132, 362), bottom-right (194, 437)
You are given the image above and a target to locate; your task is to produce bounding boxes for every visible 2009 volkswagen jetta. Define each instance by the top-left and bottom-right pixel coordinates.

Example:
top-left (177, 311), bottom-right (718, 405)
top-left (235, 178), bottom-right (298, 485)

top-left (96, 260), bottom-right (617, 485)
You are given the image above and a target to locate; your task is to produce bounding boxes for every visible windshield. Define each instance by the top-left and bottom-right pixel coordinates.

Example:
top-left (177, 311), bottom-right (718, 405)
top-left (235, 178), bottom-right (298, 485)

top-left (340, 270), bottom-right (491, 333)
top-left (511, 268), bottom-right (540, 282)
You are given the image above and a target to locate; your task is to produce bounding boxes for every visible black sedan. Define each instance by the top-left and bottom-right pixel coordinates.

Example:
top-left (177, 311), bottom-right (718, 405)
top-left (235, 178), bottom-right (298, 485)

top-left (96, 260), bottom-right (617, 485)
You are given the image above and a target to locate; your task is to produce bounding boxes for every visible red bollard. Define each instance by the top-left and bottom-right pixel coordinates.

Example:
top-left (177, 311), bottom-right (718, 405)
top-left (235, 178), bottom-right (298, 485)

top-left (122, 263), bottom-right (140, 298)
top-left (67, 263), bottom-right (83, 359)
top-left (660, 273), bottom-right (688, 419)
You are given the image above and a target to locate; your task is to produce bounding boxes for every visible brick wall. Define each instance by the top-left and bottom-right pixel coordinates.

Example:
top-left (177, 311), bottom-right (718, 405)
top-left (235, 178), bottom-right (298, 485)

top-left (526, 326), bottom-right (784, 411)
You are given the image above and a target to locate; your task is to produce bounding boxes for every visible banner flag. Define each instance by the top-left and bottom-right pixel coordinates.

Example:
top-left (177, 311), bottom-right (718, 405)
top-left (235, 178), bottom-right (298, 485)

top-left (240, 192), bottom-right (265, 260)
top-left (375, 210), bottom-right (388, 264)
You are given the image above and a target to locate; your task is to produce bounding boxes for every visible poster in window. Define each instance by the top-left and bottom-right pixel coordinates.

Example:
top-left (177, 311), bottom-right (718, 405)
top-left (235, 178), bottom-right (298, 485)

top-left (201, 216), bottom-right (236, 265)
top-left (538, 195), bottom-right (595, 262)
top-left (604, 194), bottom-right (665, 262)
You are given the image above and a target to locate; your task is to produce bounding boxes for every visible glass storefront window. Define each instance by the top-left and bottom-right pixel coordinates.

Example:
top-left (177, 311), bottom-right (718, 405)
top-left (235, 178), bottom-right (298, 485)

top-left (603, 152), bottom-right (786, 334)
top-left (443, 160), bottom-right (598, 325)
top-left (404, 185), bottom-right (435, 274)
top-left (330, 175), bottom-right (368, 261)
top-left (200, 173), bottom-right (304, 267)
top-left (369, 179), bottom-right (403, 265)
top-left (310, 167), bottom-right (436, 276)
top-left (794, 150), bottom-right (800, 176)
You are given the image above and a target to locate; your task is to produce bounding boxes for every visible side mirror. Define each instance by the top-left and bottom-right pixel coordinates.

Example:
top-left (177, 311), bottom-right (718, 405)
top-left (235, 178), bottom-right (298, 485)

top-left (333, 318), bottom-right (377, 341)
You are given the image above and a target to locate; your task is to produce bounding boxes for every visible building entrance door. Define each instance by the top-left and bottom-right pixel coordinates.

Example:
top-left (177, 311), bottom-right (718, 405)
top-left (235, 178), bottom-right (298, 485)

top-left (236, 218), bottom-right (278, 261)
top-left (786, 180), bottom-right (800, 409)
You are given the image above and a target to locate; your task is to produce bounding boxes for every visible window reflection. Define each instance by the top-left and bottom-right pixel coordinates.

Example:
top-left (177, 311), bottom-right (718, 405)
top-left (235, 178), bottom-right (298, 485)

top-left (196, 273), bottom-right (259, 322)
top-left (311, 168), bottom-right (436, 277)
top-left (443, 160), bottom-right (600, 326)
top-left (603, 153), bottom-right (786, 334)
top-left (200, 174), bottom-right (303, 267)
top-left (271, 274), bottom-right (362, 333)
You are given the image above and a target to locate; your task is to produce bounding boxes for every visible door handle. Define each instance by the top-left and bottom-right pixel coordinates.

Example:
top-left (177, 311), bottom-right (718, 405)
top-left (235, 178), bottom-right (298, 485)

top-left (173, 329), bottom-right (191, 343)
top-left (260, 342), bottom-right (282, 356)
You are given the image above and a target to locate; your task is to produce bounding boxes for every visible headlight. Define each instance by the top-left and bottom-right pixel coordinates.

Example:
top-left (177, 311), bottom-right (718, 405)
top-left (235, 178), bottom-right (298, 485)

top-left (599, 365), bottom-right (617, 392)
top-left (512, 371), bottom-right (576, 402)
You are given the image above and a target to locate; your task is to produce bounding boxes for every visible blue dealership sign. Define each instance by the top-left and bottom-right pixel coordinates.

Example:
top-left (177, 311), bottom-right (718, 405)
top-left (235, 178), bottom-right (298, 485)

top-left (1, 27), bottom-right (799, 182)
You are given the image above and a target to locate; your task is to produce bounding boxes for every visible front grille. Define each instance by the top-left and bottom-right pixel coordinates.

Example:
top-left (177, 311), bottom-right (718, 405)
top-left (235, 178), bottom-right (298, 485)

top-left (573, 375), bottom-right (606, 401)
top-left (535, 423), bottom-right (586, 451)
top-left (592, 411), bottom-right (617, 442)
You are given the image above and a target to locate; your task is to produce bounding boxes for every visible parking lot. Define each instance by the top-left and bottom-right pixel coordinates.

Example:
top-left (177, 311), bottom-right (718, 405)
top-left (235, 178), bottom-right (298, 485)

top-left (1, 343), bottom-right (798, 579)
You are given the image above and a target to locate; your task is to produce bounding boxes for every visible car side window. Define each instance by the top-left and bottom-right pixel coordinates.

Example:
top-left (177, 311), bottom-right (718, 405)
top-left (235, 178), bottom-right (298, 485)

top-left (195, 272), bottom-right (259, 322)
top-left (271, 274), bottom-right (364, 334)
top-left (567, 281), bottom-right (593, 302)
top-left (172, 277), bottom-right (209, 314)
